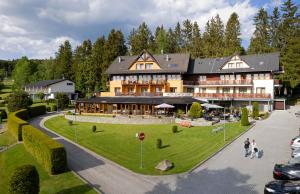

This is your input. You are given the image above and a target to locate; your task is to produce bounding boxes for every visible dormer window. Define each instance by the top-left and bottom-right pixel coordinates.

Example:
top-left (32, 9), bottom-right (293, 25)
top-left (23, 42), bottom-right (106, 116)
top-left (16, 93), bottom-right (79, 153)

top-left (137, 63), bottom-right (144, 70)
top-left (145, 63), bottom-right (153, 70)
top-left (221, 55), bottom-right (250, 70)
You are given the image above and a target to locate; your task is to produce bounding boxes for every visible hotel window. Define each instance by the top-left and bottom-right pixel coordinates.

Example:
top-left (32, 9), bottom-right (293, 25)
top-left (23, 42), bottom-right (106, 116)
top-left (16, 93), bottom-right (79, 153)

top-left (156, 87), bottom-right (162, 92)
top-left (246, 74), bottom-right (252, 80)
top-left (186, 88), bottom-right (194, 93)
top-left (201, 88), bottom-right (206, 93)
top-left (253, 74), bottom-right (258, 80)
top-left (137, 63), bottom-right (144, 70)
top-left (265, 73), bottom-right (270, 79)
top-left (239, 87), bottom-right (247, 93)
top-left (225, 75), bottom-right (230, 80)
top-left (220, 75), bottom-right (224, 80)
top-left (199, 75), bottom-right (206, 81)
top-left (141, 87), bottom-right (148, 93)
top-left (236, 74), bottom-right (241, 80)
top-left (223, 88), bottom-right (230, 93)
top-left (236, 62), bottom-right (243, 68)
top-left (230, 75), bottom-right (235, 80)
top-left (152, 75), bottom-right (157, 80)
top-left (145, 63), bottom-right (153, 70)
top-left (228, 63), bottom-right (235, 68)
top-left (259, 74), bottom-right (265, 79)
top-left (114, 87), bottom-right (121, 94)
top-left (256, 87), bottom-right (266, 94)
top-left (128, 87), bottom-right (134, 93)
top-left (170, 87), bottom-right (177, 93)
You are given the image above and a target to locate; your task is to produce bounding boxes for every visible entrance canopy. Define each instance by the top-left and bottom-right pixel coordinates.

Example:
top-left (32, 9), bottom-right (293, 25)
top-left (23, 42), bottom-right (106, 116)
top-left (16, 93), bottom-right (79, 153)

top-left (155, 103), bottom-right (175, 109)
top-left (202, 103), bottom-right (224, 109)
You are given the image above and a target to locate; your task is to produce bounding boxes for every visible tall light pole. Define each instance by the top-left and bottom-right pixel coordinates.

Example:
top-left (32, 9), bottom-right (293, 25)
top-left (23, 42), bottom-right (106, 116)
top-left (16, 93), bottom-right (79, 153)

top-left (223, 107), bottom-right (226, 142)
top-left (74, 107), bottom-right (78, 142)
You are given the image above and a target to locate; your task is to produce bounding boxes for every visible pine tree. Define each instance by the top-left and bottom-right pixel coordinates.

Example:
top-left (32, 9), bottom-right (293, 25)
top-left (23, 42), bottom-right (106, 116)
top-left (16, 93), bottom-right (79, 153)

top-left (224, 12), bottom-right (242, 56)
top-left (191, 21), bottom-right (203, 58)
top-left (248, 8), bottom-right (272, 54)
top-left (270, 7), bottom-right (281, 50)
top-left (165, 28), bottom-right (177, 53)
top-left (91, 36), bottom-right (106, 91)
top-left (182, 19), bottom-right (193, 53)
top-left (55, 40), bottom-right (73, 80)
top-left (174, 22), bottom-right (182, 52)
top-left (278, 0), bottom-right (299, 51)
top-left (203, 15), bottom-right (225, 57)
top-left (154, 25), bottom-right (168, 54)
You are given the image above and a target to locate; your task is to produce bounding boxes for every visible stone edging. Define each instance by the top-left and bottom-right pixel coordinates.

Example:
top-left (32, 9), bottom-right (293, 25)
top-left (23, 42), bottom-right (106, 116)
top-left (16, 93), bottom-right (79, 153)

top-left (188, 122), bottom-right (256, 173)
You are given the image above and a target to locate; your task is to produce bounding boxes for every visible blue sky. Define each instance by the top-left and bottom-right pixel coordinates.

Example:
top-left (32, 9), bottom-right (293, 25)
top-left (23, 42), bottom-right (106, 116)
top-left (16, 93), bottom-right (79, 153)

top-left (0, 0), bottom-right (286, 59)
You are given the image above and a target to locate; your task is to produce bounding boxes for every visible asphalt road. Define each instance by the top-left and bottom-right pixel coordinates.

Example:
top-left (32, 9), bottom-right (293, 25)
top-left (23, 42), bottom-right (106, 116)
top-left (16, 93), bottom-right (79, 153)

top-left (30, 106), bottom-right (300, 194)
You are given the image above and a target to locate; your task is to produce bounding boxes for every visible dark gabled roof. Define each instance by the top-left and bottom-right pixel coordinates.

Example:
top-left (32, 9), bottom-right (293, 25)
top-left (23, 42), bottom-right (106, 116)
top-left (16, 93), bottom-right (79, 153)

top-left (76, 96), bottom-right (204, 105)
top-left (106, 53), bottom-right (190, 75)
top-left (25, 79), bottom-right (70, 88)
top-left (188, 52), bottom-right (280, 74)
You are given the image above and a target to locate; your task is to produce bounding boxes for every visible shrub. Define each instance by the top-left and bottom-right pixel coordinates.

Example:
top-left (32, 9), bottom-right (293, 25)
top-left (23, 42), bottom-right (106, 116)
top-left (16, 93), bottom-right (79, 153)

top-left (252, 102), bottom-right (259, 119)
top-left (55, 93), bottom-right (69, 110)
top-left (176, 109), bottom-right (184, 118)
top-left (28, 105), bottom-right (46, 118)
top-left (68, 120), bottom-right (73, 126)
top-left (261, 112), bottom-right (269, 119)
top-left (37, 92), bottom-right (45, 102)
top-left (50, 104), bottom-right (57, 112)
top-left (92, 125), bottom-right (96, 133)
top-left (22, 125), bottom-right (67, 174)
top-left (156, 138), bottom-right (162, 149)
top-left (7, 91), bottom-right (33, 112)
top-left (172, 125), bottom-right (178, 133)
top-left (0, 102), bottom-right (5, 107)
top-left (46, 106), bottom-right (51, 112)
top-left (7, 109), bottom-right (29, 141)
top-left (66, 111), bottom-right (72, 115)
top-left (188, 102), bottom-right (202, 118)
top-left (241, 107), bottom-right (250, 126)
top-left (9, 165), bottom-right (39, 194)
top-left (0, 109), bottom-right (7, 119)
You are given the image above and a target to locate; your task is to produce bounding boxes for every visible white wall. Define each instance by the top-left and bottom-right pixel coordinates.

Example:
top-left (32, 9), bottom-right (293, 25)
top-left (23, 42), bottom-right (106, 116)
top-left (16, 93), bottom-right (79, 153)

top-left (48, 80), bottom-right (75, 93)
top-left (253, 80), bottom-right (274, 99)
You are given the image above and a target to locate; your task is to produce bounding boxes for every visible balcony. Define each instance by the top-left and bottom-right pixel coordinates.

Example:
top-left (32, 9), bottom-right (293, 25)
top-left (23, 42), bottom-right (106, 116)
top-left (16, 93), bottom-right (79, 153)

top-left (115, 92), bottom-right (163, 97)
top-left (183, 80), bottom-right (253, 86)
top-left (193, 93), bottom-right (271, 99)
top-left (121, 80), bottom-right (166, 85)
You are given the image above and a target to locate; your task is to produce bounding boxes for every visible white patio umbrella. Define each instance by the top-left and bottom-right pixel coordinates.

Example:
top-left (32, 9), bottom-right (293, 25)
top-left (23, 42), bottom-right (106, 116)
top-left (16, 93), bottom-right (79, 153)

top-left (154, 103), bottom-right (175, 109)
top-left (201, 103), bottom-right (223, 109)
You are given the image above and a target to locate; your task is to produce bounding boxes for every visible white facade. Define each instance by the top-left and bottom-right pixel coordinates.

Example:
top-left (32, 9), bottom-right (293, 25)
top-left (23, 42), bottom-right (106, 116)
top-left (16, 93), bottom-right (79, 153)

top-left (25, 80), bottom-right (75, 100)
top-left (253, 79), bottom-right (274, 99)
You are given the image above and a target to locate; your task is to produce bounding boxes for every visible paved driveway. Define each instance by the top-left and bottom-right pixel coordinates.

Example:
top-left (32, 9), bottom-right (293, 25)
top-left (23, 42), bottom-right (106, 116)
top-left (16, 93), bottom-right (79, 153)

top-left (30, 106), bottom-right (300, 194)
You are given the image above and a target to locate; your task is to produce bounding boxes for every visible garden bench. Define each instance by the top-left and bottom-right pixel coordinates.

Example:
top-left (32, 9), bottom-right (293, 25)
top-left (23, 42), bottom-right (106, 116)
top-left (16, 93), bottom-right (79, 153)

top-left (212, 126), bottom-right (224, 133)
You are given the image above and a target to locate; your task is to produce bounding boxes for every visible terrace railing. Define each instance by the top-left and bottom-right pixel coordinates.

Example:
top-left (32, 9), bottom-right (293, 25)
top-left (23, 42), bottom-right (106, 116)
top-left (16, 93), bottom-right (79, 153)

top-left (115, 92), bottom-right (163, 97)
top-left (183, 80), bottom-right (253, 85)
top-left (193, 93), bottom-right (271, 99)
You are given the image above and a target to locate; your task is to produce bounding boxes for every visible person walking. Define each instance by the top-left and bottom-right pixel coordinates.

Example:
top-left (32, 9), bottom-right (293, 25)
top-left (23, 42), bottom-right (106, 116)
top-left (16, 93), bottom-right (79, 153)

top-left (251, 139), bottom-right (257, 159)
top-left (244, 138), bottom-right (250, 157)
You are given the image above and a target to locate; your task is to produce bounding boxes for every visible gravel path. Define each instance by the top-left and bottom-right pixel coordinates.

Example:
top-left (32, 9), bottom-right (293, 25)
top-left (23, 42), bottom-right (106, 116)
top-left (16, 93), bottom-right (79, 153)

top-left (29, 106), bottom-right (300, 194)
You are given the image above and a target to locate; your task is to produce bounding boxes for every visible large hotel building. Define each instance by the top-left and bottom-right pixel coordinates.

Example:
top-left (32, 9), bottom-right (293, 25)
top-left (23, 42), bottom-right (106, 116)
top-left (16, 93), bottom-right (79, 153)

top-left (76, 50), bottom-right (284, 115)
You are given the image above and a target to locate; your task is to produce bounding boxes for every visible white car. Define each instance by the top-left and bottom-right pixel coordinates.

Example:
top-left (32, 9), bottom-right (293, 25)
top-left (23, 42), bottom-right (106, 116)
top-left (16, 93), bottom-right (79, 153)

top-left (292, 149), bottom-right (300, 158)
top-left (291, 137), bottom-right (300, 150)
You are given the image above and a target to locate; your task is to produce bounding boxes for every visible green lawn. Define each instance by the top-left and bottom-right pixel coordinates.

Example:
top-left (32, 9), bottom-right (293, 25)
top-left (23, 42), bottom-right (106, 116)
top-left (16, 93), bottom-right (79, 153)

top-left (0, 144), bottom-right (97, 194)
top-left (45, 116), bottom-right (249, 175)
top-left (0, 79), bottom-right (13, 99)
top-left (0, 131), bottom-right (16, 146)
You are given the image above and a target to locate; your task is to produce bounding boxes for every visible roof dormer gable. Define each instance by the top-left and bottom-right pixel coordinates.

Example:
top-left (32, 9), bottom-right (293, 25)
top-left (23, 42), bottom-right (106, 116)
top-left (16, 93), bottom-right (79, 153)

top-left (129, 50), bottom-right (161, 70)
top-left (221, 55), bottom-right (250, 70)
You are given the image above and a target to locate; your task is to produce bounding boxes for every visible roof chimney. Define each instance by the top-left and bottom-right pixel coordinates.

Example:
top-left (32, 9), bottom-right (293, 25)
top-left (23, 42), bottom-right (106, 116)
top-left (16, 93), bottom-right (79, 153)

top-left (166, 54), bottom-right (169, 61)
top-left (118, 57), bottom-right (121, 63)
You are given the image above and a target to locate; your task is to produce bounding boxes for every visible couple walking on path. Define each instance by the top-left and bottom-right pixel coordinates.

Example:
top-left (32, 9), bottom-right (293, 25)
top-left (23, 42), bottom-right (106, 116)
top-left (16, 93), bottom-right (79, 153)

top-left (244, 138), bottom-right (260, 158)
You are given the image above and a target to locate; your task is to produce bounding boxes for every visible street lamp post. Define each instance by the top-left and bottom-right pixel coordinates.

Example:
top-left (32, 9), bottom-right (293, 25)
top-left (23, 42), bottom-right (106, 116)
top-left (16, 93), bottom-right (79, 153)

top-left (223, 107), bottom-right (226, 142)
top-left (74, 108), bottom-right (78, 142)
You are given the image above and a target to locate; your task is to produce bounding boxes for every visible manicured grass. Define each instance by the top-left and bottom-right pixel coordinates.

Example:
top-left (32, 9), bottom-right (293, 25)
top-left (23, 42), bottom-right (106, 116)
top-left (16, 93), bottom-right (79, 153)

top-left (0, 79), bottom-right (13, 99)
top-left (0, 131), bottom-right (16, 146)
top-left (0, 144), bottom-right (97, 194)
top-left (45, 116), bottom-right (249, 175)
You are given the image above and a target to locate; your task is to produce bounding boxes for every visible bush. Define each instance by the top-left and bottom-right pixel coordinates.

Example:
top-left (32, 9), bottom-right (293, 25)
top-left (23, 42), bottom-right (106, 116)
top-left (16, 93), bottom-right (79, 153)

top-left (50, 104), bottom-right (57, 112)
top-left (92, 125), bottom-right (96, 133)
top-left (156, 138), bottom-right (162, 149)
top-left (0, 102), bottom-right (5, 107)
top-left (22, 125), bottom-right (67, 174)
top-left (252, 102), bottom-right (259, 119)
top-left (68, 120), bottom-right (73, 126)
top-left (188, 102), bottom-right (202, 118)
top-left (241, 107), bottom-right (250, 126)
top-left (46, 106), bottom-right (51, 112)
top-left (66, 111), bottom-right (72, 115)
top-left (37, 92), bottom-right (45, 102)
top-left (9, 164), bottom-right (39, 194)
top-left (0, 109), bottom-right (7, 119)
top-left (172, 125), bottom-right (178, 133)
top-left (28, 105), bottom-right (46, 118)
top-left (55, 93), bottom-right (70, 110)
top-left (7, 109), bottom-right (29, 141)
top-left (7, 91), bottom-right (33, 112)
top-left (176, 109), bottom-right (184, 118)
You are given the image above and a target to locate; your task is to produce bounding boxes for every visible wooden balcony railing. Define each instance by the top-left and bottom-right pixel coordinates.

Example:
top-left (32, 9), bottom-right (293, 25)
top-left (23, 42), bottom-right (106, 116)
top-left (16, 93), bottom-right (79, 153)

top-left (115, 92), bottom-right (163, 97)
top-left (193, 93), bottom-right (271, 99)
top-left (183, 80), bottom-right (253, 85)
top-left (121, 80), bottom-right (166, 85)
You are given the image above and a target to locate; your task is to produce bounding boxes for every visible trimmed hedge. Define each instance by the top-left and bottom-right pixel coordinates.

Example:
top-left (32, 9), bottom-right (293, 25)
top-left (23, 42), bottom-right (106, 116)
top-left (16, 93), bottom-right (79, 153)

top-left (22, 125), bottom-right (67, 175)
top-left (28, 105), bottom-right (46, 118)
top-left (7, 109), bottom-right (29, 141)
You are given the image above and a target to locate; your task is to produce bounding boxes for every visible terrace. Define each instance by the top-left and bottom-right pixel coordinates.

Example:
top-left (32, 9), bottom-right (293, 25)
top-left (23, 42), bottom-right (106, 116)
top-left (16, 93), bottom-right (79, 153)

top-left (193, 93), bottom-right (272, 99)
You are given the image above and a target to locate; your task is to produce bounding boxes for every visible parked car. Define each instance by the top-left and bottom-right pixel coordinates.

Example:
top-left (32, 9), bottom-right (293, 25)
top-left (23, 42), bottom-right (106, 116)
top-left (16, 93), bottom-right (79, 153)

top-left (292, 149), bottom-right (300, 158)
top-left (264, 180), bottom-right (300, 193)
top-left (295, 111), bottom-right (300, 117)
top-left (289, 156), bottom-right (300, 164)
top-left (291, 137), bottom-right (300, 150)
top-left (273, 163), bottom-right (300, 180)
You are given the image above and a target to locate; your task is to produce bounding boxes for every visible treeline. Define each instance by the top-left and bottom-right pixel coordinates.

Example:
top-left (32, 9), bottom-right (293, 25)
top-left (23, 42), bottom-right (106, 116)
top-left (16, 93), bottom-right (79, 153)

top-left (11, 0), bottom-right (299, 94)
